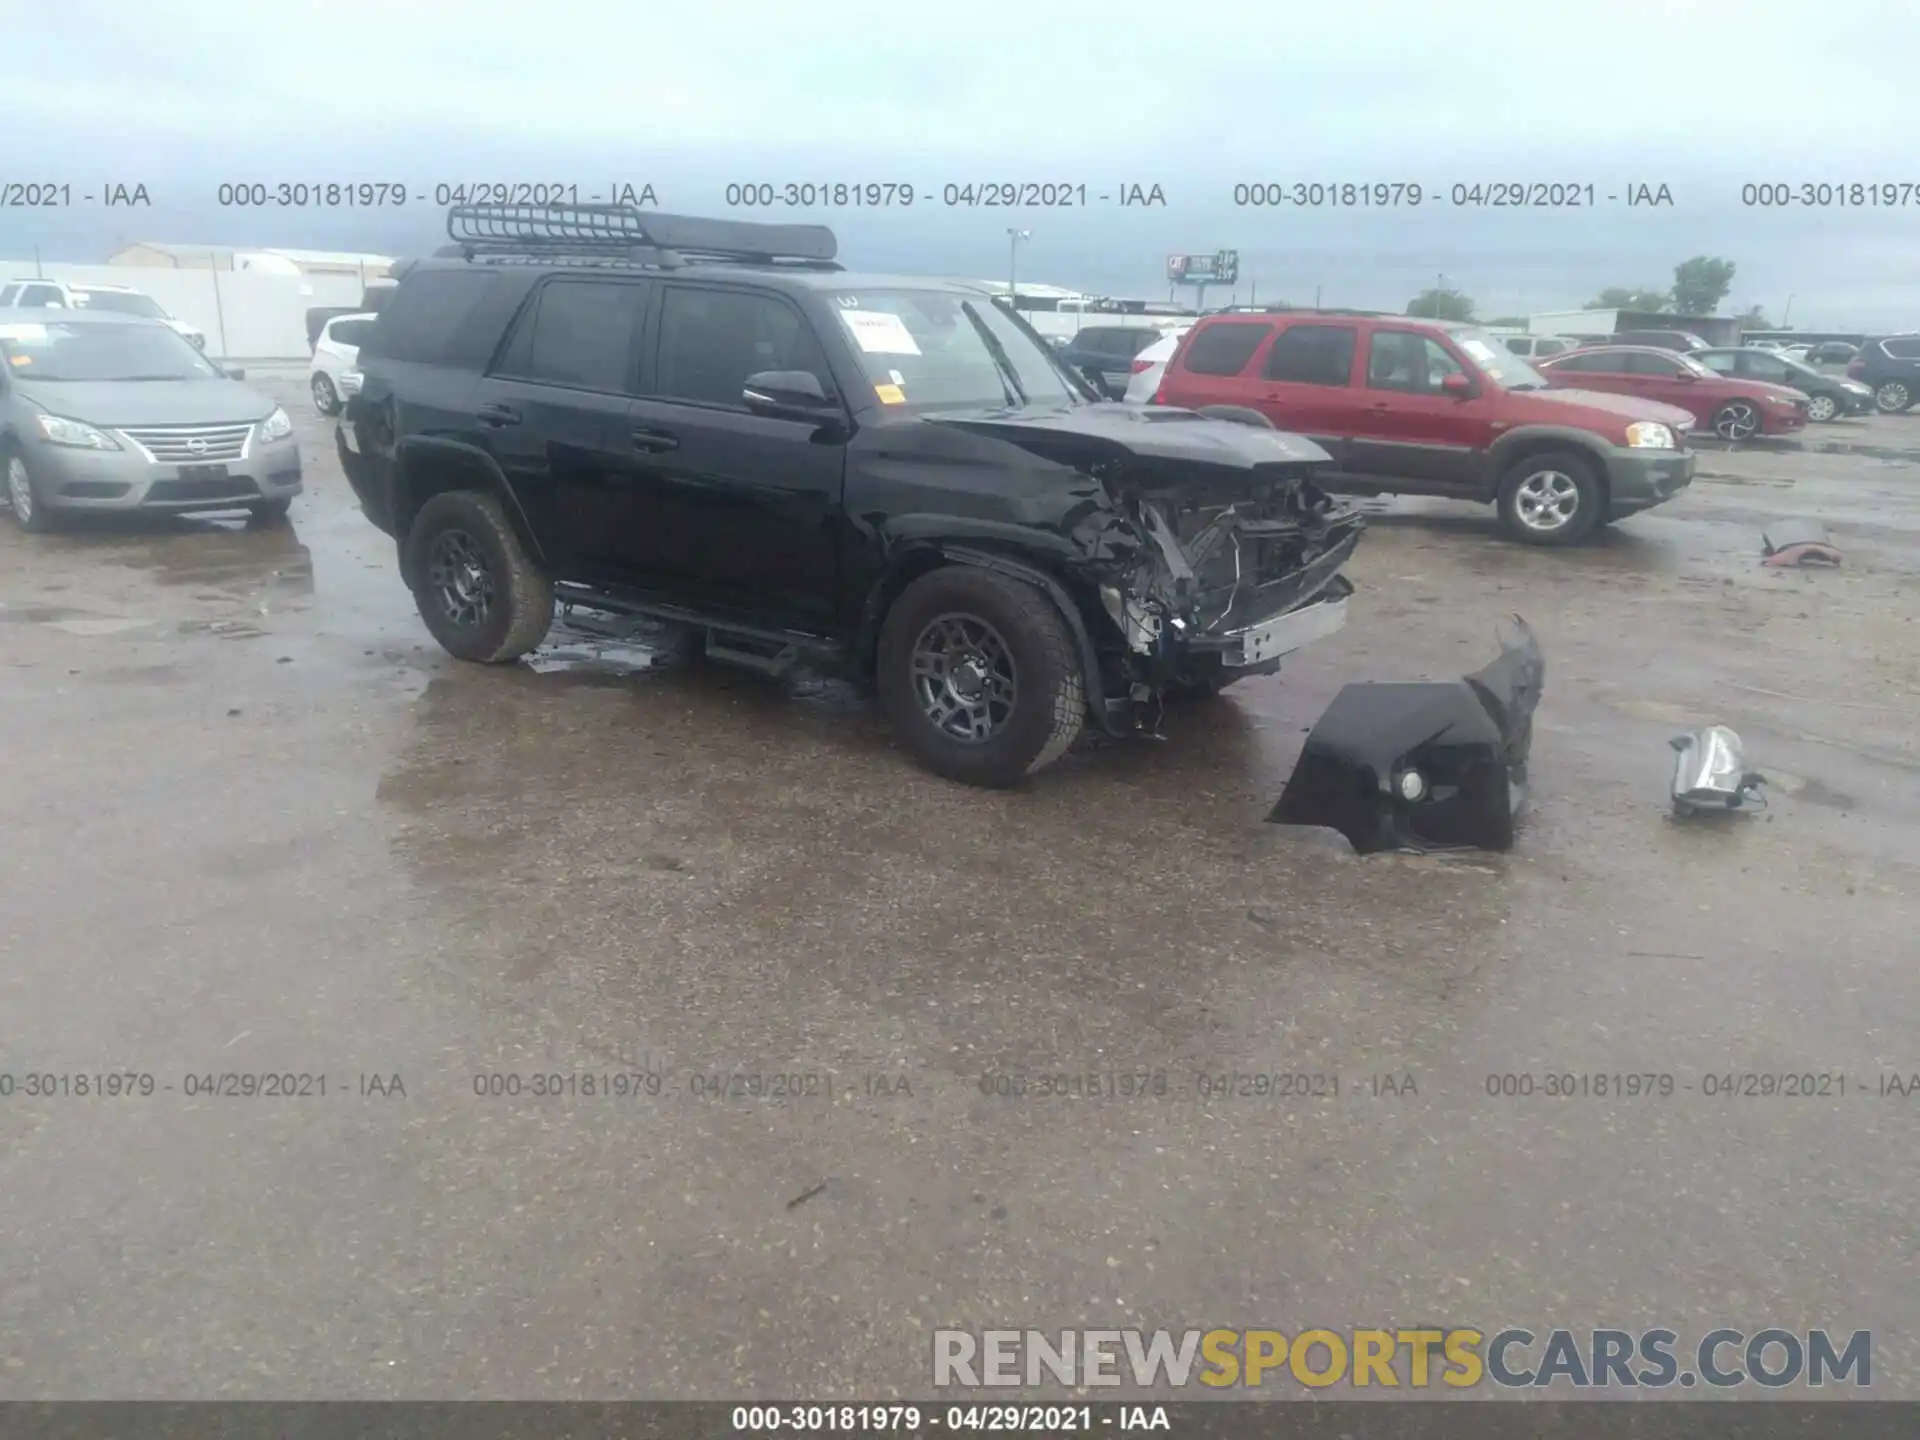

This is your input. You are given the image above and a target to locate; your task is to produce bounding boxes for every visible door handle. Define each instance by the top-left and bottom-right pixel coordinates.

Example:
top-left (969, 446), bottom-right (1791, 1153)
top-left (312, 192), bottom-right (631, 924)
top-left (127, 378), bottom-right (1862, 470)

top-left (476, 403), bottom-right (520, 427)
top-left (631, 427), bottom-right (680, 453)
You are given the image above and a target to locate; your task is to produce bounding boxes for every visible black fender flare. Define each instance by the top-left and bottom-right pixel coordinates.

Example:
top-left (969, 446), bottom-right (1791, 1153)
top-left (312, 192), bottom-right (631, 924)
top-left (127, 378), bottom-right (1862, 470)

top-left (1486, 427), bottom-right (1614, 493)
top-left (863, 545), bottom-right (1126, 737)
top-left (392, 435), bottom-right (547, 565)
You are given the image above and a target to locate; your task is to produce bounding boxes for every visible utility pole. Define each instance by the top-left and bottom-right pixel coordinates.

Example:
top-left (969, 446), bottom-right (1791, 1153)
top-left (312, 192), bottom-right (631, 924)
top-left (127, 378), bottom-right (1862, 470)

top-left (1782, 293), bottom-right (1795, 327)
top-left (1006, 229), bottom-right (1030, 308)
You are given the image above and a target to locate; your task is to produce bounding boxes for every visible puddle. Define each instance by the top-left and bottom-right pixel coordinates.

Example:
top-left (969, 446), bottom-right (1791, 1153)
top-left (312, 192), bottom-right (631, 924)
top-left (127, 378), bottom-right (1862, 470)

top-left (180, 620), bottom-right (270, 641)
top-left (45, 616), bottom-right (154, 637)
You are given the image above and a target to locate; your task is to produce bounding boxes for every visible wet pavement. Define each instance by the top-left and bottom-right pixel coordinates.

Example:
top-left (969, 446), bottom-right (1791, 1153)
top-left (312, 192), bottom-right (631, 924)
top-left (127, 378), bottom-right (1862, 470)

top-left (2, 369), bottom-right (1917, 1398)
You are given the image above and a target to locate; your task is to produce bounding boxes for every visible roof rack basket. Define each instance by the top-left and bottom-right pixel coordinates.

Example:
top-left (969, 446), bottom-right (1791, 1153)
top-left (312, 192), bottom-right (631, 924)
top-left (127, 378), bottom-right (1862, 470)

top-left (444, 202), bottom-right (841, 269)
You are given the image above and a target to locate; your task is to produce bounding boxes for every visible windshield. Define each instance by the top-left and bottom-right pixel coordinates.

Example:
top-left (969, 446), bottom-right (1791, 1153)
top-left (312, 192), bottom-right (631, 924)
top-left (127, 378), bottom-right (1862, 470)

top-left (827, 289), bottom-right (1085, 411)
top-left (0, 319), bottom-right (221, 381)
top-left (1452, 328), bottom-right (1548, 389)
top-left (73, 289), bottom-right (167, 319)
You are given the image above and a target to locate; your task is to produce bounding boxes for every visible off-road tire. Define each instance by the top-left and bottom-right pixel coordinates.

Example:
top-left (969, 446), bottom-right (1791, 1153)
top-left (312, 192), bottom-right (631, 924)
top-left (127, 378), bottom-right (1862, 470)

top-left (877, 566), bottom-right (1085, 787)
top-left (1495, 450), bottom-right (1604, 547)
top-left (405, 489), bottom-right (554, 664)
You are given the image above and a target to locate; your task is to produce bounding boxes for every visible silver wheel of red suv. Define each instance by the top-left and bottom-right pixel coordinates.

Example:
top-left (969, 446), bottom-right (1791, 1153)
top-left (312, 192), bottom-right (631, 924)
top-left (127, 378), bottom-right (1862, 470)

top-left (1496, 451), bottom-right (1602, 546)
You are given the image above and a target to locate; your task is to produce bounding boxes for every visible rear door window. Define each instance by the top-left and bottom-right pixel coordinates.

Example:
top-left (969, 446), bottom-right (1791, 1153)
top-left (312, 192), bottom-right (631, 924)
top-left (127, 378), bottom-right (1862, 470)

top-left (1624, 351), bottom-right (1683, 376)
top-left (1560, 350), bottom-right (1630, 374)
top-left (1263, 324), bottom-right (1356, 386)
top-left (1740, 354), bottom-right (1793, 383)
top-left (1881, 337), bottom-right (1920, 359)
top-left (329, 318), bottom-right (379, 348)
top-left (1180, 322), bottom-right (1272, 376)
top-left (492, 279), bottom-right (649, 393)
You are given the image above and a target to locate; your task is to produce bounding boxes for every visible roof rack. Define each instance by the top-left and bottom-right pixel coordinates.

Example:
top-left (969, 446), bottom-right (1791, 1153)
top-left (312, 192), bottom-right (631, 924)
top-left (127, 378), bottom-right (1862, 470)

top-left (442, 202), bottom-right (842, 271)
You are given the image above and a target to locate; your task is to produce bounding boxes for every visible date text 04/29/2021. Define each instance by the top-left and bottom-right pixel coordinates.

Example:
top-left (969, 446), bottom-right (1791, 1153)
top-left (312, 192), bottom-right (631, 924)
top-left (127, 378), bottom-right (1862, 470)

top-left (720, 182), bottom-right (1166, 208)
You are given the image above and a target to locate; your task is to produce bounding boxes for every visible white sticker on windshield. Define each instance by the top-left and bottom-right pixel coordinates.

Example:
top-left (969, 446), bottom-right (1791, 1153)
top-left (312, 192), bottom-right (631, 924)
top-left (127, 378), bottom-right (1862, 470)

top-left (842, 310), bottom-right (921, 356)
top-left (0, 323), bottom-right (49, 342)
top-left (1460, 340), bottom-right (1501, 364)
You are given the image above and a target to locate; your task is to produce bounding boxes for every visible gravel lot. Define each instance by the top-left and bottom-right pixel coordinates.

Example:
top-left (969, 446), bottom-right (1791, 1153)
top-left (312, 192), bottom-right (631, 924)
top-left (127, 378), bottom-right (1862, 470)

top-left (3, 365), bottom-right (1916, 1398)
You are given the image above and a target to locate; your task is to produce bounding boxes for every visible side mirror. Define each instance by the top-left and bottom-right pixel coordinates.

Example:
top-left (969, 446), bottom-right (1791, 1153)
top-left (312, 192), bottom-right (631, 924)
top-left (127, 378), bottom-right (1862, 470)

top-left (1673, 370), bottom-right (1696, 382)
top-left (743, 370), bottom-right (838, 418)
top-left (1441, 372), bottom-right (1474, 397)
top-left (222, 366), bottom-right (247, 381)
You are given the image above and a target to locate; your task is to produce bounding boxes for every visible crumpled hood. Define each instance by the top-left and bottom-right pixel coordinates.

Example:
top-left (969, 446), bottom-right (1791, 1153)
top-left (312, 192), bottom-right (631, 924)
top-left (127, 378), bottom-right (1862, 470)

top-left (926, 402), bottom-right (1331, 472)
top-left (15, 379), bottom-right (275, 428)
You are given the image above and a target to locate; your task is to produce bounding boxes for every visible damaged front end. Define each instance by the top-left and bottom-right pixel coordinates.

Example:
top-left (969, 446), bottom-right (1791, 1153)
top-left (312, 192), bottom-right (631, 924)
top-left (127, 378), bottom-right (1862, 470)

top-left (1269, 618), bottom-right (1546, 853)
top-left (1097, 457), bottom-right (1365, 696)
top-left (924, 405), bottom-right (1365, 727)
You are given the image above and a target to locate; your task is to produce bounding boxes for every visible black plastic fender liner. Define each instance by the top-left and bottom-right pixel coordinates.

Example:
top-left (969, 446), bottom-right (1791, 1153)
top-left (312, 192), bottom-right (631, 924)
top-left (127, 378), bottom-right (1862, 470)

top-left (1269, 618), bottom-right (1545, 853)
top-left (938, 547), bottom-right (1131, 737)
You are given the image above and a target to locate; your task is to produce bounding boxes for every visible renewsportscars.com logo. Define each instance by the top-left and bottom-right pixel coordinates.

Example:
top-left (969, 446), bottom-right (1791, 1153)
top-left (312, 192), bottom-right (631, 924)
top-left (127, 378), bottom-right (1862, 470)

top-left (932, 1327), bottom-right (1872, 1390)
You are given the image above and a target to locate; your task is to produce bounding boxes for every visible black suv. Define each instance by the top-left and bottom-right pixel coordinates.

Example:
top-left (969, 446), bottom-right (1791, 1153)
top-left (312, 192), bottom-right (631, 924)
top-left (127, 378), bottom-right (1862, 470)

top-left (1846, 335), bottom-right (1920, 412)
top-left (338, 205), bottom-right (1363, 787)
top-left (1056, 324), bottom-right (1172, 398)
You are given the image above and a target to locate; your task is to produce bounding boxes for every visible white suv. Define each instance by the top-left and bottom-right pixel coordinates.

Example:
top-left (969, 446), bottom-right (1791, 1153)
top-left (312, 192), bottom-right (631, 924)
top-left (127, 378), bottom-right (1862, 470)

top-left (308, 312), bottom-right (377, 414)
top-left (1501, 334), bottom-right (1581, 360)
top-left (0, 279), bottom-right (207, 350)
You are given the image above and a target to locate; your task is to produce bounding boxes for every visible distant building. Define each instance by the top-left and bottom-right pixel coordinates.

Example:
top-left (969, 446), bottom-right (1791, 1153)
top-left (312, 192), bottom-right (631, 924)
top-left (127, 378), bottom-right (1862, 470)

top-left (1525, 307), bottom-right (1745, 346)
top-left (108, 243), bottom-right (394, 282)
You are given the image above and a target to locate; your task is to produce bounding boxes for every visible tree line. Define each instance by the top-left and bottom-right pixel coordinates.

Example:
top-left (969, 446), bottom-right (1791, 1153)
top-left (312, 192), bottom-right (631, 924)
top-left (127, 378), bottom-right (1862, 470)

top-left (1403, 256), bottom-right (1756, 326)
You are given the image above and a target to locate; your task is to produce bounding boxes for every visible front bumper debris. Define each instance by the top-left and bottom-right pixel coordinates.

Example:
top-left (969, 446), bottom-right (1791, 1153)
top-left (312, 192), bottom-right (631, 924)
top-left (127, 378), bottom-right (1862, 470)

top-left (1268, 617), bottom-right (1545, 853)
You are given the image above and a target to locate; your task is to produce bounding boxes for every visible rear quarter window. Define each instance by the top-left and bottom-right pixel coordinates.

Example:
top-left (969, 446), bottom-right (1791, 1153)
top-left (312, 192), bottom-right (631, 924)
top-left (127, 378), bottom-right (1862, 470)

top-left (1180, 322), bottom-right (1272, 376)
top-left (363, 269), bottom-right (502, 366)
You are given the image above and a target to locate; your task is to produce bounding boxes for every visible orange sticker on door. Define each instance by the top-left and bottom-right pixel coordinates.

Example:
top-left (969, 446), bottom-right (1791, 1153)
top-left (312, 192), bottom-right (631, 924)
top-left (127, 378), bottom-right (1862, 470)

top-left (874, 383), bottom-right (906, 405)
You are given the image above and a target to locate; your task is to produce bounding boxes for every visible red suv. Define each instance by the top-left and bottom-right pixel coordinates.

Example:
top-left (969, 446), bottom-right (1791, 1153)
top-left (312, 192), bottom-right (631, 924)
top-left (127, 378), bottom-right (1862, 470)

top-left (1535, 345), bottom-right (1809, 441)
top-left (1153, 311), bottom-right (1698, 545)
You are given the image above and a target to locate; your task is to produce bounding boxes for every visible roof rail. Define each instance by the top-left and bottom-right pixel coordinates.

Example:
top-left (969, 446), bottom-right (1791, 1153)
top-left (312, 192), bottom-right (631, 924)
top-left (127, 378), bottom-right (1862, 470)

top-left (442, 202), bottom-right (842, 270)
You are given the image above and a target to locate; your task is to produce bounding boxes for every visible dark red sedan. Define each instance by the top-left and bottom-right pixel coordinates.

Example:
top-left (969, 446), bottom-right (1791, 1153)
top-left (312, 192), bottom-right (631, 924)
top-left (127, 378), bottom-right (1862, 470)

top-left (1536, 345), bottom-right (1808, 440)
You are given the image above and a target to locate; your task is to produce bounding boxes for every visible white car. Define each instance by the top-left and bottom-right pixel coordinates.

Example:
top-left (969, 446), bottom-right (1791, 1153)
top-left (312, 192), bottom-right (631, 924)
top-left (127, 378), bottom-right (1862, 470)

top-left (1122, 326), bottom-right (1192, 403)
top-left (1501, 334), bottom-right (1581, 360)
top-left (0, 279), bottom-right (206, 349)
top-left (308, 312), bottom-right (377, 414)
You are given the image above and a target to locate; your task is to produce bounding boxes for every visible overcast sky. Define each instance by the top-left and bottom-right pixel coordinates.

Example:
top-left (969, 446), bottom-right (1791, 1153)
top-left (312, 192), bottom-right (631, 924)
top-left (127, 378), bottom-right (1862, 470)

top-left (5, 0), bottom-right (1917, 327)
